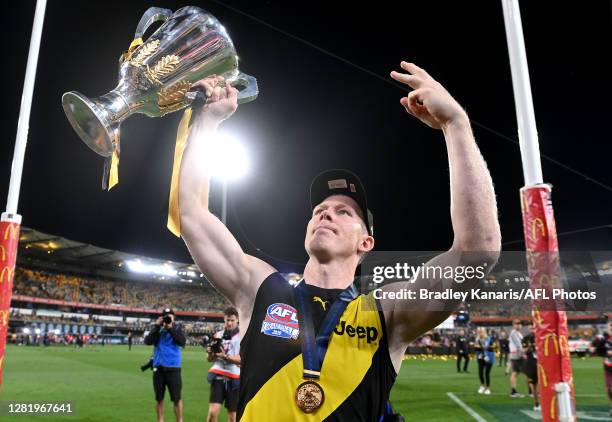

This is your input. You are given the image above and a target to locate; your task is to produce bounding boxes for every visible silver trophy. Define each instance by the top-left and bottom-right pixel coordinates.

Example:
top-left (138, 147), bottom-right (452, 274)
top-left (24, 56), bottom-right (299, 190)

top-left (62, 6), bottom-right (257, 160)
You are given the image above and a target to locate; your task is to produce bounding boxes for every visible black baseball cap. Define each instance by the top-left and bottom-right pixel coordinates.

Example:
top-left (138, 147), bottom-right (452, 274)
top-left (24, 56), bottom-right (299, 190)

top-left (310, 169), bottom-right (374, 236)
top-left (162, 308), bottom-right (175, 316)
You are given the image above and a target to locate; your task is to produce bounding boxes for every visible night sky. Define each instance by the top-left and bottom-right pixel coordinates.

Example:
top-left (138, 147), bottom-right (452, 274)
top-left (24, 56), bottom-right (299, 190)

top-left (3, 1), bottom-right (612, 273)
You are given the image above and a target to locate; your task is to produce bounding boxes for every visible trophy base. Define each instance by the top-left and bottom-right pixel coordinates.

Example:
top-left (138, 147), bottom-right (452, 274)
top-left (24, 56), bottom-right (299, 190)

top-left (62, 91), bottom-right (115, 157)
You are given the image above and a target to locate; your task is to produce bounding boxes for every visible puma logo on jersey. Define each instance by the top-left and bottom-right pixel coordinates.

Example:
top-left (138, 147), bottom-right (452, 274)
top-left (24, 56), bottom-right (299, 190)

top-left (312, 296), bottom-right (328, 311)
top-left (334, 320), bottom-right (379, 344)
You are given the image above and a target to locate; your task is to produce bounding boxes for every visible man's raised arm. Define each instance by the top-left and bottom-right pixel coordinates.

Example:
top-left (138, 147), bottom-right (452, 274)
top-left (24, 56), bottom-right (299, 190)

top-left (384, 63), bottom-right (501, 369)
top-left (179, 76), bottom-right (275, 315)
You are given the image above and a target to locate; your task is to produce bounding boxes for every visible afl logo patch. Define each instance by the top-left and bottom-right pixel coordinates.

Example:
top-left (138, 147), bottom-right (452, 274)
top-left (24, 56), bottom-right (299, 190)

top-left (261, 303), bottom-right (299, 340)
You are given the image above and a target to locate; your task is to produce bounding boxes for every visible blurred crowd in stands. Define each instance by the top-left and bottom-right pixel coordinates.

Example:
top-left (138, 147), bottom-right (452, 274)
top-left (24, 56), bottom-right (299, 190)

top-left (13, 267), bottom-right (228, 312)
top-left (9, 265), bottom-right (609, 354)
top-left (9, 309), bottom-right (224, 333)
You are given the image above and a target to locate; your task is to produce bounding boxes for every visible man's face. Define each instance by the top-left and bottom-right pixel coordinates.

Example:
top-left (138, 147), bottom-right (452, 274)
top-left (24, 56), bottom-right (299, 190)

top-left (224, 314), bottom-right (238, 331)
top-left (459, 329), bottom-right (465, 336)
top-left (305, 195), bottom-right (373, 262)
top-left (513, 321), bottom-right (521, 330)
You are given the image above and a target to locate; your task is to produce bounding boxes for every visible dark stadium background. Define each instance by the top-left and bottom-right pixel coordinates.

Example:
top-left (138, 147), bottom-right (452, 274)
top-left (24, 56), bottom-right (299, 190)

top-left (3, 1), bottom-right (611, 272)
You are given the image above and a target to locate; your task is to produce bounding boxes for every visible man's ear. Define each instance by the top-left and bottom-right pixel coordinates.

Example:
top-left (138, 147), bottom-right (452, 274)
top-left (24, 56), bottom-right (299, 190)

top-left (359, 235), bottom-right (375, 253)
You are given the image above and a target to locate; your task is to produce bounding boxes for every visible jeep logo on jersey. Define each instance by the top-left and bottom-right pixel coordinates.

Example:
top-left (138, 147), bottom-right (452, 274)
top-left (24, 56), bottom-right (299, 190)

top-left (334, 320), bottom-right (379, 344)
top-left (261, 303), bottom-right (299, 340)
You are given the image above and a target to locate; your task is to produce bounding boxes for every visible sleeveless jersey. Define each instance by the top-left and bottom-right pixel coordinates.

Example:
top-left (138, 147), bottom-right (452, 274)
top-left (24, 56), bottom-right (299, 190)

top-left (238, 272), bottom-right (396, 421)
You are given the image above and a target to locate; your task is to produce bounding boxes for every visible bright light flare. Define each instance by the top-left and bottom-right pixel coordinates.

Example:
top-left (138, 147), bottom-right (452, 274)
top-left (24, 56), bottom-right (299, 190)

top-left (202, 132), bottom-right (249, 181)
top-left (126, 259), bottom-right (178, 278)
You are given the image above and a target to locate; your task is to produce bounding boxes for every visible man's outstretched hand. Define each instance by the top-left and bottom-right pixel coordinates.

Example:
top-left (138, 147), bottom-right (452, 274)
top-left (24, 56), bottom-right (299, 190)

top-left (391, 62), bottom-right (468, 130)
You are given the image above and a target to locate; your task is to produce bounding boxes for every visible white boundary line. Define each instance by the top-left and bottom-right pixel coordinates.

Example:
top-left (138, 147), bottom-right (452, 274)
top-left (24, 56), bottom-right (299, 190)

top-left (450, 391), bottom-right (606, 398)
top-left (447, 392), bottom-right (489, 422)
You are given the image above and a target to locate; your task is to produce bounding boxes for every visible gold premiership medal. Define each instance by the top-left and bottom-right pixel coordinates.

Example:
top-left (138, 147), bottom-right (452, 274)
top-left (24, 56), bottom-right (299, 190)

top-left (295, 380), bottom-right (325, 413)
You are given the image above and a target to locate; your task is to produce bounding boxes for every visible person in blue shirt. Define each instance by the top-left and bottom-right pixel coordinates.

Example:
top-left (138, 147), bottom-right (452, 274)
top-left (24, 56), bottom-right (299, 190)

top-left (144, 308), bottom-right (186, 422)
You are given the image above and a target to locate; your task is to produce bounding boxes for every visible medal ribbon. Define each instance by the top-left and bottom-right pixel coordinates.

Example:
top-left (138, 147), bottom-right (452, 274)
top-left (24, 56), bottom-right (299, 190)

top-left (294, 280), bottom-right (358, 380)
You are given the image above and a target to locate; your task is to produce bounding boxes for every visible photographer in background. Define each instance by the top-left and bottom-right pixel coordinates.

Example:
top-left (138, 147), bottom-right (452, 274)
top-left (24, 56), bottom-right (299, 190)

top-left (206, 307), bottom-right (241, 422)
top-left (145, 308), bottom-right (186, 422)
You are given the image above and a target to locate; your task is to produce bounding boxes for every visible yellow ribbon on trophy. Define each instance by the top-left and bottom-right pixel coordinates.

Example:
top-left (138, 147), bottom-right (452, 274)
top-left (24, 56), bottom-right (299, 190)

top-left (108, 149), bottom-right (120, 190)
top-left (166, 107), bottom-right (193, 237)
top-left (122, 38), bottom-right (144, 63)
top-left (104, 38), bottom-right (145, 191)
top-left (102, 139), bottom-right (120, 191)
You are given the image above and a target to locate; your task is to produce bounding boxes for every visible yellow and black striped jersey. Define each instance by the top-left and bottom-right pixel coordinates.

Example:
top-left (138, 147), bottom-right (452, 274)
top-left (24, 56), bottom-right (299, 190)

top-left (239, 272), bottom-right (396, 421)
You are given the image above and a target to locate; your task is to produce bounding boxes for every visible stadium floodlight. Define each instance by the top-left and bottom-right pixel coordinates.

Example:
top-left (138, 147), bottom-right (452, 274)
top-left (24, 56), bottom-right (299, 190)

top-left (201, 132), bottom-right (249, 182)
top-left (126, 259), bottom-right (178, 278)
top-left (23, 328), bottom-right (30, 334)
top-left (199, 132), bottom-right (249, 224)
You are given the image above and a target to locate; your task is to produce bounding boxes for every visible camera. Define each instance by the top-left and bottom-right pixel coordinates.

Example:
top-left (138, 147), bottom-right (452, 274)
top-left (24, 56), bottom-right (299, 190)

top-left (202, 335), bottom-right (223, 354)
top-left (140, 358), bottom-right (153, 372)
top-left (454, 310), bottom-right (470, 326)
top-left (160, 308), bottom-right (174, 326)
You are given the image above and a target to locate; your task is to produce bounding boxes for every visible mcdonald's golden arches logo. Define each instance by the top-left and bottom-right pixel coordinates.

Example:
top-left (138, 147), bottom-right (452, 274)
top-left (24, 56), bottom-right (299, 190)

top-left (531, 217), bottom-right (546, 241)
top-left (544, 333), bottom-right (559, 356)
top-left (0, 310), bottom-right (8, 327)
top-left (526, 251), bottom-right (536, 269)
top-left (550, 395), bottom-right (557, 419)
top-left (0, 245), bottom-right (5, 262)
top-left (537, 363), bottom-right (548, 387)
top-left (559, 335), bottom-right (569, 357)
top-left (0, 266), bottom-right (14, 283)
top-left (3, 224), bottom-right (18, 241)
top-left (532, 310), bottom-right (544, 328)
top-left (536, 274), bottom-right (551, 289)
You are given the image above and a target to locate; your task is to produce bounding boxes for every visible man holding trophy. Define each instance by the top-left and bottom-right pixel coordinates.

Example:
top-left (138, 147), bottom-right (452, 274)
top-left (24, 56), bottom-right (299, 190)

top-left (178, 63), bottom-right (500, 420)
top-left (62, 6), bottom-right (500, 421)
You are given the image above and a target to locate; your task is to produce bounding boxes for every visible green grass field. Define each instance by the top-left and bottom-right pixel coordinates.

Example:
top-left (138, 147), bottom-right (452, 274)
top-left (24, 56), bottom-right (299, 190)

top-left (1, 345), bottom-right (609, 421)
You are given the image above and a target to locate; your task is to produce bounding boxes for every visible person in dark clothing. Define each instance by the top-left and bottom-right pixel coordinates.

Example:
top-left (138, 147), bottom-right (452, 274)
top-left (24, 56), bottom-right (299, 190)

top-left (127, 331), bottom-right (133, 351)
top-left (593, 333), bottom-right (607, 357)
top-left (178, 64), bottom-right (501, 420)
top-left (455, 329), bottom-right (470, 373)
top-left (498, 330), bottom-right (510, 370)
top-left (604, 321), bottom-right (612, 416)
top-left (144, 308), bottom-right (186, 422)
top-left (522, 329), bottom-right (540, 411)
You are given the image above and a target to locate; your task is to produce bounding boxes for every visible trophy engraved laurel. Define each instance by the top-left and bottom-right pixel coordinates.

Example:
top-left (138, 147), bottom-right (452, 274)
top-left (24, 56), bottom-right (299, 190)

top-left (62, 6), bottom-right (258, 161)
